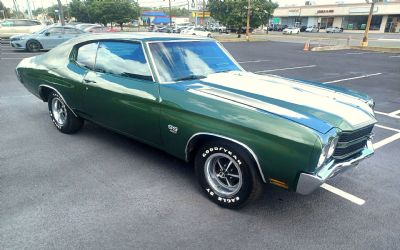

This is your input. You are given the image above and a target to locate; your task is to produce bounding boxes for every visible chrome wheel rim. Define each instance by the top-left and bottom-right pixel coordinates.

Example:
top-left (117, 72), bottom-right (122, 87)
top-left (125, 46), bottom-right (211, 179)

top-left (51, 97), bottom-right (67, 126)
top-left (29, 42), bottom-right (39, 50)
top-left (204, 153), bottom-right (242, 197)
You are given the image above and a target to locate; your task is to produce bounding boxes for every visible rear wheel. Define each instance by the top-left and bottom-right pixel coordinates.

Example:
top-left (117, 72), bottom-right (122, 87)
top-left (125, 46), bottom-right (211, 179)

top-left (48, 92), bottom-right (83, 134)
top-left (195, 140), bottom-right (264, 209)
top-left (26, 40), bottom-right (41, 52)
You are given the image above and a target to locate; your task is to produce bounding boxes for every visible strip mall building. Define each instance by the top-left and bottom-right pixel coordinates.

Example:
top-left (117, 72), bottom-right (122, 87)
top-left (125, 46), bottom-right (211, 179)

top-left (273, 2), bottom-right (400, 33)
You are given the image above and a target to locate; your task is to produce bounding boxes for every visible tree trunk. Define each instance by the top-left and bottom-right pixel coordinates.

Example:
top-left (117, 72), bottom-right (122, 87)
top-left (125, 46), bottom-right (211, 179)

top-left (120, 23), bottom-right (123, 30)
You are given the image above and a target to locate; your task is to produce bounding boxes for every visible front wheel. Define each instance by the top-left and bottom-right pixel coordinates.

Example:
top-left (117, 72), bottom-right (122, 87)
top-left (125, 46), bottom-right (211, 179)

top-left (26, 40), bottom-right (41, 52)
top-left (195, 140), bottom-right (264, 208)
top-left (48, 92), bottom-right (83, 134)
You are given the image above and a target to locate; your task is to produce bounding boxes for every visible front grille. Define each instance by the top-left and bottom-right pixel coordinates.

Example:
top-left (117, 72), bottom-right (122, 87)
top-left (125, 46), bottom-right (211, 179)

top-left (338, 125), bottom-right (373, 143)
top-left (333, 125), bottom-right (374, 161)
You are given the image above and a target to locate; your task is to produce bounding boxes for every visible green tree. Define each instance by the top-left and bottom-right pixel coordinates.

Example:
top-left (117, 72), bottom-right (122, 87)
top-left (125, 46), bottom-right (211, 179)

top-left (0, 1), bottom-right (11, 18)
top-left (69, 0), bottom-right (91, 22)
top-left (208, 0), bottom-right (278, 31)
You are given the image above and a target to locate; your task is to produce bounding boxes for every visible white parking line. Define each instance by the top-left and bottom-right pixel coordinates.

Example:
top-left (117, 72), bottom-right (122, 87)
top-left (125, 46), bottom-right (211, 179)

top-left (373, 133), bottom-right (400, 150)
top-left (389, 55), bottom-right (400, 58)
top-left (375, 124), bottom-right (400, 133)
top-left (255, 65), bottom-right (316, 73)
top-left (0, 58), bottom-right (25, 60)
top-left (389, 109), bottom-right (400, 116)
top-left (1, 52), bottom-right (41, 55)
top-left (238, 59), bottom-right (271, 64)
top-left (320, 183), bottom-right (365, 206)
top-left (323, 73), bottom-right (382, 84)
top-left (375, 111), bottom-right (400, 119)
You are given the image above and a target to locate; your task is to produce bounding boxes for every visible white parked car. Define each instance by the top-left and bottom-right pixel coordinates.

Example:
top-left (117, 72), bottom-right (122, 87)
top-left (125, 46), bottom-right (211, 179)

top-left (181, 27), bottom-right (211, 37)
top-left (10, 25), bottom-right (85, 52)
top-left (0, 19), bottom-right (45, 38)
top-left (282, 27), bottom-right (300, 34)
top-left (305, 26), bottom-right (319, 32)
top-left (326, 27), bottom-right (343, 33)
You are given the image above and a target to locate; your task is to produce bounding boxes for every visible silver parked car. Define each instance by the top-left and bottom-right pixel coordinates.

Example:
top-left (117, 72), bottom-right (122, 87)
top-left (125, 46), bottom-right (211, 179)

top-left (10, 26), bottom-right (85, 52)
top-left (326, 27), bottom-right (343, 33)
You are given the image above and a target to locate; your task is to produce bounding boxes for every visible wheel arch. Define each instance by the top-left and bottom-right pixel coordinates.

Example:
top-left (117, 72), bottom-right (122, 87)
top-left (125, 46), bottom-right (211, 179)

top-left (185, 132), bottom-right (267, 183)
top-left (26, 39), bottom-right (43, 50)
top-left (38, 84), bottom-right (78, 117)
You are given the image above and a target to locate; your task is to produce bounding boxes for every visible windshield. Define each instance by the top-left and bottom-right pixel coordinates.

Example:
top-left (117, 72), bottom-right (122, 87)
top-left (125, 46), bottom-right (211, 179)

top-left (149, 41), bottom-right (241, 82)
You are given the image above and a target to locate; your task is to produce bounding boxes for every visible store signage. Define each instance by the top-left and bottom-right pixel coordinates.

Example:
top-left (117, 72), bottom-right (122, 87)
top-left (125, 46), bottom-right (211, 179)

top-left (316, 9), bottom-right (334, 14)
top-left (288, 9), bottom-right (300, 16)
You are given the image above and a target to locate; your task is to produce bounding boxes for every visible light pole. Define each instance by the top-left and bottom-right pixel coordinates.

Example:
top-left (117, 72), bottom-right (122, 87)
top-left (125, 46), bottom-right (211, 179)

top-left (361, 0), bottom-right (377, 47)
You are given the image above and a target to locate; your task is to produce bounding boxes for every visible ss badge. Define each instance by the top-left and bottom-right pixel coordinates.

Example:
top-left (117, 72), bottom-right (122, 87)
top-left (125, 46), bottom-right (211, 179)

top-left (168, 124), bottom-right (178, 134)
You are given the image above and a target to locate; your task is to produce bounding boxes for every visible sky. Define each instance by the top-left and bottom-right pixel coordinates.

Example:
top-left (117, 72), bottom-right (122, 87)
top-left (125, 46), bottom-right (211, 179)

top-left (0, 0), bottom-right (371, 12)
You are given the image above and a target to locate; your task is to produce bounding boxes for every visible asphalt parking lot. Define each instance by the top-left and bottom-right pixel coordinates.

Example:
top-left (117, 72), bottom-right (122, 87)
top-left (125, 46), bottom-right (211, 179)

top-left (1, 39), bottom-right (400, 249)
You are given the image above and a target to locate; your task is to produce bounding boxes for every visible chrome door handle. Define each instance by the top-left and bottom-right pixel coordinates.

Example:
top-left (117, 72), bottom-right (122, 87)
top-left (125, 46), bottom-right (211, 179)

top-left (84, 79), bottom-right (96, 84)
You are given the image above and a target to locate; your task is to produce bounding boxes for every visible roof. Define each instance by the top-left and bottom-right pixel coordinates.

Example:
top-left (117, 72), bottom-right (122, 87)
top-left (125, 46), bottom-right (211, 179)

top-left (141, 11), bottom-right (167, 17)
top-left (72, 32), bottom-right (212, 43)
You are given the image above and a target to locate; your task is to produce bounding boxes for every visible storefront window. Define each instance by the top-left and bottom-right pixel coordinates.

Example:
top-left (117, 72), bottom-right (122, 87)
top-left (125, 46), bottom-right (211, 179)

top-left (320, 17), bottom-right (334, 29)
top-left (342, 15), bottom-right (382, 30)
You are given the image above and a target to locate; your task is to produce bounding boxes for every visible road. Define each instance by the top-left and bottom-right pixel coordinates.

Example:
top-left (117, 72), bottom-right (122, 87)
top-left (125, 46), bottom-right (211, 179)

top-left (1, 40), bottom-right (400, 250)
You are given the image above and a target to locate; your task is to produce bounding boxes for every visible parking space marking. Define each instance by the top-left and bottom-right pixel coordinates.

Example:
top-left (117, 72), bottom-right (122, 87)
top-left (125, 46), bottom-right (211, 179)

top-left (389, 109), bottom-right (400, 116)
top-left (375, 124), bottom-right (400, 133)
top-left (373, 133), bottom-right (400, 150)
top-left (238, 59), bottom-right (271, 64)
top-left (323, 73), bottom-right (382, 84)
top-left (389, 55), bottom-right (400, 58)
top-left (375, 111), bottom-right (400, 119)
top-left (0, 58), bottom-right (25, 60)
top-left (1, 52), bottom-right (42, 55)
top-left (320, 183), bottom-right (366, 206)
top-left (255, 65), bottom-right (316, 73)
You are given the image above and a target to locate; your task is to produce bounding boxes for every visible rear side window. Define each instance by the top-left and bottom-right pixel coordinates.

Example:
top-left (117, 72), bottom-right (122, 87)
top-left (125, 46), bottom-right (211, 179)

top-left (95, 41), bottom-right (152, 81)
top-left (64, 27), bottom-right (83, 34)
top-left (76, 42), bottom-right (98, 70)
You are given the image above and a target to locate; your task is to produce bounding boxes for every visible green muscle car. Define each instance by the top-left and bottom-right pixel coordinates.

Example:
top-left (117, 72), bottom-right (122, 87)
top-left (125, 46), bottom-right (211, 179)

top-left (16, 33), bottom-right (377, 208)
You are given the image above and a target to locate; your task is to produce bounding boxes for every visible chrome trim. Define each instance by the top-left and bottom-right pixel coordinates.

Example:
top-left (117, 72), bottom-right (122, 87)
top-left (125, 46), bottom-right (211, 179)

top-left (38, 84), bottom-right (78, 117)
top-left (185, 132), bottom-right (267, 183)
top-left (296, 139), bottom-right (374, 195)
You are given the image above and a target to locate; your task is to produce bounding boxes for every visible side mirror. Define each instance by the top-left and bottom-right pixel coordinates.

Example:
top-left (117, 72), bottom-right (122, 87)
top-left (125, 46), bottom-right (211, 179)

top-left (44, 32), bottom-right (50, 36)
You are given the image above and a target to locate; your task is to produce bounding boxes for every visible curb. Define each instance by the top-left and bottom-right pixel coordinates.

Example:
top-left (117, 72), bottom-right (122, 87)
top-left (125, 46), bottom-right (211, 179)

top-left (310, 45), bottom-right (350, 51)
top-left (350, 46), bottom-right (400, 53)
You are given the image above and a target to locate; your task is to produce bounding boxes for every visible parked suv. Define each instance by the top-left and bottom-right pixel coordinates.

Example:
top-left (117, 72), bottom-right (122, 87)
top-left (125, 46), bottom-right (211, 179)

top-left (0, 19), bottom-right (45, 38)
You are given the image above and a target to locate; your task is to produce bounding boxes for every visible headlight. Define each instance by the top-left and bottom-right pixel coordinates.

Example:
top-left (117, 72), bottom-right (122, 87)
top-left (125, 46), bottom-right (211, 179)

top-left (317, 136), bottom-right (338, 168)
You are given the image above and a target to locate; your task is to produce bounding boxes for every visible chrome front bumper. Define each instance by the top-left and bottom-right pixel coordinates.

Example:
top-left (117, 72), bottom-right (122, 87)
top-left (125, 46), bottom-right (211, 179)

top-left (296, 140), bottom-right (374, 195)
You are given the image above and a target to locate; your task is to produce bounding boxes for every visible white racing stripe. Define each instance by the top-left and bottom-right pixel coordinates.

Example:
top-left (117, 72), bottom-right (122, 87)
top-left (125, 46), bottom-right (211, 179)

top-left (320, 183), bottom-right (366, 206)
top-left (323, 73), bottom-right (382, 84)
top-left (238, 59), bottom-right (271, 64)
top-left (373, 133), bottom-right (400, 150)
top-left (255, 65), bottom-right (316, 73)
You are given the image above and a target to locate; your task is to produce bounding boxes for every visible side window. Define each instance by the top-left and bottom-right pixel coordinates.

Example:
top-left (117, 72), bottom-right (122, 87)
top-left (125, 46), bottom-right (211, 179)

top-left (47, 27), bottom-right (64, 35)
top-left (64, 28), bottom-right (82, 34)
top-left (76, 42), bottom-right (98, 70)
top-left (95, 41), bottom-right (152, 81)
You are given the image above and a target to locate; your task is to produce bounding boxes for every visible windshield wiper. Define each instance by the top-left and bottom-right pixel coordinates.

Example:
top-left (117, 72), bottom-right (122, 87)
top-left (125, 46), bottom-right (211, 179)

top-left (174, 75), bottom-right (207, 82)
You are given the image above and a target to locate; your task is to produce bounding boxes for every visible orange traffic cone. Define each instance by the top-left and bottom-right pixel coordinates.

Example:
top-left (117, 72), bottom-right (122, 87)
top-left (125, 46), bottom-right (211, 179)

top-left (303, 41), bottom-right (310, 51)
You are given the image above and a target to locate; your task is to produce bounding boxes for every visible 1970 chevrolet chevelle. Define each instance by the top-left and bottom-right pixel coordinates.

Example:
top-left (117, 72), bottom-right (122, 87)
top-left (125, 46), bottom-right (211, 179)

top-left (16, 33), bottom-right (376, 208)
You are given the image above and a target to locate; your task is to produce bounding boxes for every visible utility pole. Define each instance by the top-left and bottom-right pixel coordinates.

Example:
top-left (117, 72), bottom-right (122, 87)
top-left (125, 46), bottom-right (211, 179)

top-left (56, 0), bottom-right (65, 25)
top-left (169, 0), bottom-right (172, 27)
top-left (202, 0), bottom-right (205, 27)
top-left (245, 0), bottom-right (251, 41)
top-left (26, 0), bottom-right (33, 19)
top-left (361, 0), bottom-right (376, 47)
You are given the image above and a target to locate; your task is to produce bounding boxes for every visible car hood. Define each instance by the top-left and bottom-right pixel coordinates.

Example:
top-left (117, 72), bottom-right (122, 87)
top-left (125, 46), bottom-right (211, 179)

top-left (10, 34), bottom-right (33, 40)
top-left (186, 71), bottom-right (376, 133)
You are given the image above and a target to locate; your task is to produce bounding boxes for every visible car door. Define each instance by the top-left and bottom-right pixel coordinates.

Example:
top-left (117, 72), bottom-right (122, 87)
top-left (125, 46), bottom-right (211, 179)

top-left (82, 40), bottom-right (161, 145)
top-left (39, 27), bottom-right (65, 49)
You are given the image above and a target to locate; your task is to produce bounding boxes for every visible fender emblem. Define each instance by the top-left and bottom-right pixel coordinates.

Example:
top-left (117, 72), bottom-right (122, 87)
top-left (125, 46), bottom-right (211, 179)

top-left (168, 124), bottom-right (178, 134)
